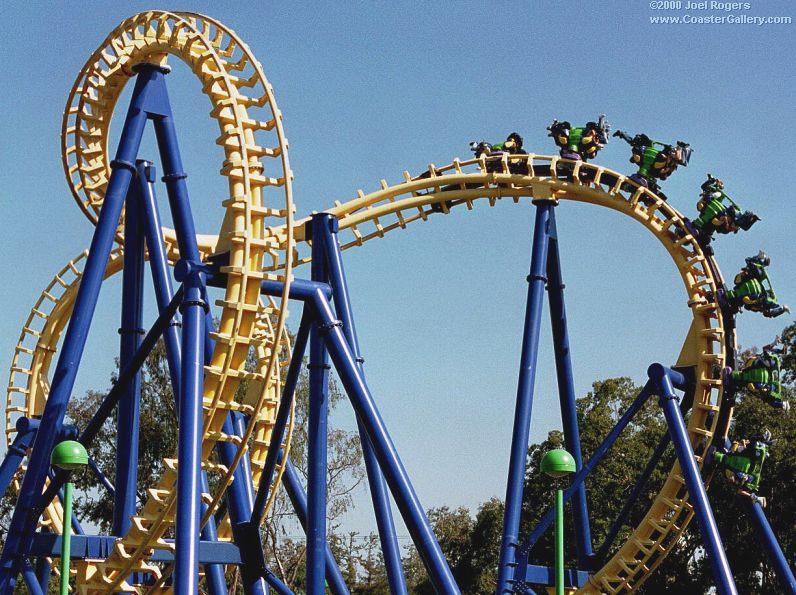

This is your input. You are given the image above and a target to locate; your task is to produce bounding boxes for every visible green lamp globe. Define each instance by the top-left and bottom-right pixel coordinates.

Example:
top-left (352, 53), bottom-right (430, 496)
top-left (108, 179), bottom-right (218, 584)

top-left (51, 440), bottom-right (88, 471)
top-left (541, 448), bottom-right (576, 478)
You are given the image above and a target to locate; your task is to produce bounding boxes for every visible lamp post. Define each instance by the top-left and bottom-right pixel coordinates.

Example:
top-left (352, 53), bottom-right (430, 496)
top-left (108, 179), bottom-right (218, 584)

top-left (541, 448), bottom-right (576, 595)
top-left (51, 440), bottom-right (88, 595)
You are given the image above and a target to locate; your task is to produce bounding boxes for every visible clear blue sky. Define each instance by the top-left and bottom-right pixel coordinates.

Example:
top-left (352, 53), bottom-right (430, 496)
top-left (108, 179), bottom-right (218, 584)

top-left (1, 2), bottom-right (793, 536)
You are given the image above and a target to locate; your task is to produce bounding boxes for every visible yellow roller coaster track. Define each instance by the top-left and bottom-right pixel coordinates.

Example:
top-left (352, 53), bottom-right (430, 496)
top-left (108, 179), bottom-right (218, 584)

top-left (264, 153), bottom-right (732, 594)
top-left (6, 9), bottom-right (734, 594)
top-left (4, 10), bottom-right (294, 592)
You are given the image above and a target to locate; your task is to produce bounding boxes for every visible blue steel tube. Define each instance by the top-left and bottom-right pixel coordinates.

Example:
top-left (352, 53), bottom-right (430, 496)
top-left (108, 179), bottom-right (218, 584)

top-left (281, 458), bottom-right (350, 595)
top-left (310, 292), bottom-right (459, 594)
top-left (743, 495), bottom-right (796, 593)
top-left (136, 160), bottom-right (182, 394)
top-left (251, 311), bottom-right (312, 525)
top-left (318, 214), bottom-right (408, 594)
top-left (651, 364), bottom-right (737, 595)
top-left (20, 560), bottom-right (44, 595)
top-left (307, 216), bottom-right (331, 595)
top-left (516, 382), bottom-right (655, 558)
top-left (141, 156), bottom-right (230, 593)
top-left (34, 549), bottom-right (51, 594)
top-left (545, 219), bottom-right (592, 566)
top-left (113, 182), bottom-right (146, 537)
top-left (0, 66), bottom-right (153, 591)
top-left (137, 162), bottom-right (227, 594)
top-left (173, 264), bottom-right (207, 594)
top-left (497, 201), bottom-right (553, 594)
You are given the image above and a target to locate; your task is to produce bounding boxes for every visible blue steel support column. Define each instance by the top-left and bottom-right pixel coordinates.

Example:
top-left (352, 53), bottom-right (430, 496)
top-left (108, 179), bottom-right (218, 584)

top-left (545, 210), bottom-right (592, 566)
top-left (742, 496), bottom-right (796, 594)
top-left (497, 200), bottom-right (554, 595)
top-left (515, 382), bottom-right (655, 570)
top-left (173, 261), bottom-right (208, 595)
top-left (251, 311), bottom-right (312, 525)
top-left (650, 364), bottom-right (737, 595)
top-left (136, 160), bottom-right (182, 393)
top-left (310, 291), bottom-right (459, 594)
top-left (113, 179), bottom-right (146, 537)
top-left (281, 458), bottom-right (350, 595)
top-left (0, 65), bottom-right (153, 591)
top-left (0, 427), bottom-right (37, 500)
top-left (135, 162), bottom-right (228, 595)
top-left (34, 549), bottom-right (51, 594)
top-left (318, 214), bottom-right (408, 595)
top-left (307, 215), bottom-right (331, 595)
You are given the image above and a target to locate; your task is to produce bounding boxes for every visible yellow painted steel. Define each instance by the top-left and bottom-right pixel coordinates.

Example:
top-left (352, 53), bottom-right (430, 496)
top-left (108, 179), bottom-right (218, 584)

top-left (265, 153), bottom-right (732, 594)
top-left (6, 9), bottom-right (734, 593)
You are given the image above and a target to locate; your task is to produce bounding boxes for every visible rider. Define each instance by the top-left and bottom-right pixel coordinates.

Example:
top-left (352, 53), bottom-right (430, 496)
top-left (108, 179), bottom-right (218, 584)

top-left (470, 132), bottom-right (527, 173)
top-left (613, 129), bottom-right (692, 199)
top-left (725, 251), bottom-right (790, 318)
top-left (547, 115), bottom-right (610, 161)
top-left (691, 174), bottom-right (759, 242)
top-left (729, 338), bottom-right (790, 411)
top-left (712, 431), bottom-right (771, 500)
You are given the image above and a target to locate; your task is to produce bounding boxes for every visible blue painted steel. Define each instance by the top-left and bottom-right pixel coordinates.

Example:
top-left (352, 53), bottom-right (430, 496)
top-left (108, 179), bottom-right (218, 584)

top-left (136, 160), bottom-right (182, 395)
top-left (144, 66), bottom-right (225, 593)
top-left (522, 564), bottom-right (589, 588)
top-left (0, 64), bottom-right (155, 592)
top-left (743, 496), bottom-right (796, 593)
top-left (307, 215), bottom-right (332, 595)
top-left (30, 534), bottom-right (244, 564)
top-left (497, 201), bottom-right (553, 594)
top-left (516, 382), bottom-right (654, 562)
top-left (219, 409), bottom-right (270, 595)
top-left (318, 214), bottom-right (408, 595)
top-left (545, 211), bottom-right (592, 566)
top-left (87, 457), bottom-right (116, 497)
top-left (34, 538), bottom-right (51, 594)
top-left (135, 160), bottom-right (230, 594)
top-left (0, 430), bottom-right (36, 500)
top-left (261, 278), bottom-right (333, 301)
top-left (113, 179), bottom-right (146, 537)
top-left (251, 310), bottom-right (312, 525)
top-left (281, 458), bottom-right (350, 595)
top-left (309, 291), bottom-right (459, 594)
top-left (21, 559), bottom-right (44, 595)
top-left (173, 262), bottom-right (207, 595)
top-left (650, 364), bottom-right (737, 595)
top-left (37, 287), bottom-right (184, 519)
top-left (595, 431), bottom-right (671, 563)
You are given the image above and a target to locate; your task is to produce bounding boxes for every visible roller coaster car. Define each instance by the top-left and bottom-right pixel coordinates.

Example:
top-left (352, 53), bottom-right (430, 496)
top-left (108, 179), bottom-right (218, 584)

top-left (712, 431), bottom-right (770, 493)
top-left (725, 251), bottom-right (790, 318)
top-left (546, 114), bottom-right (610, 161)
top-left (729, 341), bottom-right (790, 411)
top-left (692, 174), bottom-right (760, 241)
top-left (613, 130), bottom-right (692, 200)
top-left (469, 138), bottom-right (529, 175)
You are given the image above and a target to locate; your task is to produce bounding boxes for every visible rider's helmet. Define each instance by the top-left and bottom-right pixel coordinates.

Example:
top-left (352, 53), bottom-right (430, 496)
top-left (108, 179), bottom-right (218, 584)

top-left (507, 132), bottom-right (524, 150)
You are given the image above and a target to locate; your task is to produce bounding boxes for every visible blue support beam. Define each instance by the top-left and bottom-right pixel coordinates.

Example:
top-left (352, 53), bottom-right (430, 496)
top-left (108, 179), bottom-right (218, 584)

top-left (0, 427), bottom-right (37, 501)
top-left (307, 215), bottom-right (332, 595)
top-left (113, 176), bottom-right (146, 538)
top-left (172, 260), bottom-right (207, 595)
top-left (308, 288), bottom-right (459, 594)
top-left (742, 496), bottom-right (796, 594)
top-left (134, 161), bottom-right (228, 595)
top-left (545, 209), bottom-right (592, 567)
top-left (317, 214), bottom-right (408, 595)
top-left (650, 364), bottom-right (737, 595)
top-left (0, 62), bottom-right (155, 592)
top-left (281, 458), bottom-right (350, 595)
top-left (497, 200), bottom-right (553, 594)
top-left (251, 310), bottom-right (312, 525)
